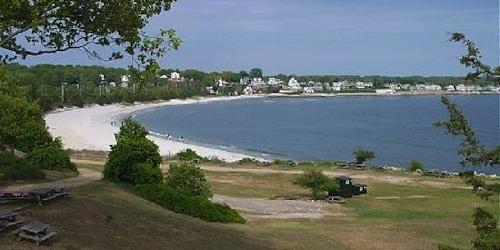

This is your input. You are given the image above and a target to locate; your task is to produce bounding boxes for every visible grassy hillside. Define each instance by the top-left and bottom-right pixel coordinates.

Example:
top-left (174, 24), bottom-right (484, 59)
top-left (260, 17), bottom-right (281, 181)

top-left (0, 182), bottom-right (274, 250)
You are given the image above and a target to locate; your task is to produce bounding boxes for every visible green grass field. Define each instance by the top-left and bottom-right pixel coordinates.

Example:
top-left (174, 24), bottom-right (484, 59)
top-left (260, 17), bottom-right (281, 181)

top-left (1, 161), bottom-right (497, 250)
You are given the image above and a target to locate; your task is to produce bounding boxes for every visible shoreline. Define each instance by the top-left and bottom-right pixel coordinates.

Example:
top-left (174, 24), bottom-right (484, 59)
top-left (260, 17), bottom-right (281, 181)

top-left (45, 92), bottom-right (498, 163)
top-left (45, 95), bottom-right (268, 162)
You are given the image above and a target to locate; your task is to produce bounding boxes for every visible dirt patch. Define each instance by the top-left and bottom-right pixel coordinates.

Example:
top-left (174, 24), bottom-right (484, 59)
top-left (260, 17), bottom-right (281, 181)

top-left (212, 194), bottom-right (341, 220)
top-left (0, 168), bottom-right (102, 193)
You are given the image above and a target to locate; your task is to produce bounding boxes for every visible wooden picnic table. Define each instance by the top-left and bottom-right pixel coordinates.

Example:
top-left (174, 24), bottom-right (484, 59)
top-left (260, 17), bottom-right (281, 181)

top-left (13, 221), bottom-right (56, 246)
top-left (30, 187), bottom-right (70, 206)
top-left (0, 209), bottom-right (17, 221)
top-left (0, 209), bottom-right (24, 228)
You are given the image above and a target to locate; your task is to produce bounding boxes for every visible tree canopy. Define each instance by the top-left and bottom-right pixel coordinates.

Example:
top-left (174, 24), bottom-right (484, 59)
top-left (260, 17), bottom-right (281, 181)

top-left (0, 0), bottom-right (181, 75)
top-left (103, 117), bottom-right (163, 185)
top-left (353, 148), bottom-right (376, 164)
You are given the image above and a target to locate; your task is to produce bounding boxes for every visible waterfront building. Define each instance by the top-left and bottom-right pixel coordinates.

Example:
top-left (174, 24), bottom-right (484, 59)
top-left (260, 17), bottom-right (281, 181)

top-left (216, 78), bottom-right (229, 87)
top-left (251, 77), bottom-right (264, 85)
top-left (243, 86), bottom-right (254, 95)
top-left (170, 72), bottom-right (181, 81)
top-left (159, 75), bottom-right (169, 79)
top-left (240, 77), bottom-right (250, 85)
top-left (268, 78), bottom-right (281, 85)
top-left (456, 84), bottom-right (466, 91)
top-left (446, 85), bottom-right (455, 91)
top-left (120, 75), bottom-right (130, 88)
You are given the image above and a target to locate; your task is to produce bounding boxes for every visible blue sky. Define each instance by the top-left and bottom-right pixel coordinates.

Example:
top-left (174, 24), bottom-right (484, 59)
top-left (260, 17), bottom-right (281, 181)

top-left (24, 0), bottom-right (499, 76)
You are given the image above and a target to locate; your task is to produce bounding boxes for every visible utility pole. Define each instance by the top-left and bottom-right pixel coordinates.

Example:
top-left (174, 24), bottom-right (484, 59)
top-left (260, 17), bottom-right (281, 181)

top-left (60, 80), bottom-right (67, 103)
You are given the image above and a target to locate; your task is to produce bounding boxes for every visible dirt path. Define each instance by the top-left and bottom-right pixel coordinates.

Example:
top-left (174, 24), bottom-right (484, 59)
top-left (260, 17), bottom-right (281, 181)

top-left (0, 168), bottom-right (102, 193)
top-left (212, 194), bottom-right (341, 220)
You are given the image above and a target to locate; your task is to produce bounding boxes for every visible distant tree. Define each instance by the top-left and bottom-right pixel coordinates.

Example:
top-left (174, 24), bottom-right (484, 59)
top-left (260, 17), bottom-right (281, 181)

top-left (165, 162), bottom-right (212, 198)
top-left (293, 169), bottom-right (336, 199)
top-left (408, 160), bottom-right (424, 172)
top-left (249, 68), bottom-right (263, 78)
top-left (103, 117), bottom-right (163, 185)
top-left (353, 148), bottom-right (376, 164)
top-left (435, 33), bottom-right (499, 250)
top-left (0, 0), bottom-right (182, 78)
top-left (239, 70), bottom-right (249, 78)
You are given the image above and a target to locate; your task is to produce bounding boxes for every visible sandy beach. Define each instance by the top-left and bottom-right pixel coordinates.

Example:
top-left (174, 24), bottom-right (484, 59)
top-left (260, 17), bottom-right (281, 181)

top-left (45, 95), bottom-right (266, 162)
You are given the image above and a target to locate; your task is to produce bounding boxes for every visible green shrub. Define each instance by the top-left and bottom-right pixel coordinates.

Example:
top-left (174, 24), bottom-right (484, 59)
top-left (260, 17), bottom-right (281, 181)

top-left (134, 184), bottom-right (245, 223)
top-left (408, 160), bottom-right (425, 172)
top-left (238, 158), bottom-right (259, 164)
top-left (165, 162), bottom-right (212, 198)
top-left (175, 149), bottom-right (205, 162)
top-left (132, 162), bottom-right (163, 185)
top-left (272, 159), bottom-right (287, 165)
top-left (0, 152), bottom-right (45, 181)
top-left (293, 169), bottom-right (337, 199)
top-left (26, 138), bottom-right (76, 171)
top-left (103, 117), bottom-right (162, 185)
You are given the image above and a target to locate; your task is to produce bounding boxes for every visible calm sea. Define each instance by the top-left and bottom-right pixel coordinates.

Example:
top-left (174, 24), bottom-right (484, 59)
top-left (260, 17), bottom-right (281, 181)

top-left (134, 95), bottom-right (499, 173)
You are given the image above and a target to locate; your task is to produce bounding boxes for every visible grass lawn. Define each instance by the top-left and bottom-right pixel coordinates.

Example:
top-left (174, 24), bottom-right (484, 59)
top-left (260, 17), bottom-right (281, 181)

top-left (2, 160), bottom-right (496, 249)
top-left (204, 169), bottom-right (498, 250)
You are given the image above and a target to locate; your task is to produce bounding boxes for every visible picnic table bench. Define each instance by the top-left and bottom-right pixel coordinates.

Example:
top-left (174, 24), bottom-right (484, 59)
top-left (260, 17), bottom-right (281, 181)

top-left (0, 209), bottom-right (24, 229)
top-left (29, 188), bottom-right (70, 206)
top-left (13, 221), bottom-right (56, 246)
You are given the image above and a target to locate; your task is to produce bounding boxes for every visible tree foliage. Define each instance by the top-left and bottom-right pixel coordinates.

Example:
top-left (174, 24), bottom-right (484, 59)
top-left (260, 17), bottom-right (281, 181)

top-left (408, 160), bottom-right (424, 172)
top-left (0, 0), bottom-right (182, 77)
top-left (293, 169), bottom-right (336, 199)
top-left (165, 162), bottom-right (212, 198)
top-left (249, 68), bottom-right (263, 78)
top-left (436, 33), bottom-right (499, 250)
top-left (353, 148), bottom-right (376, 164)
top-left (0, 92), bottom-right (52, 152)
top-left (26, 138), bottom-right (76, 171)
top-left (103, 117), bottom-right (162, 185)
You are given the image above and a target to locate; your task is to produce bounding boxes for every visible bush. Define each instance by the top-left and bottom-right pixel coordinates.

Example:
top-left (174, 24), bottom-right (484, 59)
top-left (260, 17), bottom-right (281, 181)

top-left (293, 169), bottom-right (337, 199)
top-left (26, 138), bottom-right (76, 171)
top-left (238, 158), bottom-right (259, 164)
top-left (175, 148), bottom-right (205, 162)
top-left (408, 160), bottom-right (425, 172)
top-left (165, 162), bottom-right (212, 198)
top-left (103, 117), bottom-right (163, 185)
top-left (353, 148), bottom-right (376, 164)
top-left (132, 162), bottom-right (163, 185)
top-left (0, 152), bottom-right (45, 181)
top-left (134, 183), bottom-right (245, 223)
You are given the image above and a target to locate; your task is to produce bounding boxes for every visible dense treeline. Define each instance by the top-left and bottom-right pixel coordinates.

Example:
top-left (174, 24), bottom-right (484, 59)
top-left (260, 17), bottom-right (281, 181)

top-left (5, 63), bottom-right (497, 111)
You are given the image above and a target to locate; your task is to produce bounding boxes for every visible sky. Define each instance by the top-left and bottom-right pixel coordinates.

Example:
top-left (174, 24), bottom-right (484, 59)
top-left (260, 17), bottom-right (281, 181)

top-left (22, 0), bottom-right (499, 76)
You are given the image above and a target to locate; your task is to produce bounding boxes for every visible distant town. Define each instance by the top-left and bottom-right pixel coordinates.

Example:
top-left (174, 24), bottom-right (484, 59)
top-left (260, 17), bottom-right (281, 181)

top-left (140, 71), bottom-right (500, 96)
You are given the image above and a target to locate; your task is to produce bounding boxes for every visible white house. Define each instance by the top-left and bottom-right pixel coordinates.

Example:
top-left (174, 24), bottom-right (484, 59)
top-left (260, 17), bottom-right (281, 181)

top-left (170, 72), bottom-right (181, 81)
top-left (388, 83), bottom-right (401, 90)
top-left (425, 84), bottom-right (441, 91)
top-left (288, 78), bottom-right (300, 87)
top-left (303, 87), bottom-right (315, 94)
top-left (240, 77), bottom-right (250, 85)
top-left (159, 75), bottom-right (169, 79)
top-left (331, 82), bottom-right (343, 91)
top-left (268, 78), bottom-right (282, 85)
top-left (251, 77), bottom-right (264, 85)
top-left (216, 78), bottom-right (229, 87)
top-left (355, 81), bottom-right (366, 89)
top-left (242, 86), bottom-right (254, 95)
top-left (120, 75), bottom-right (130, 88)
top-left (446, 85), bottom-right (456, 91)
top-left (456, 84), bottom-right (466, 91)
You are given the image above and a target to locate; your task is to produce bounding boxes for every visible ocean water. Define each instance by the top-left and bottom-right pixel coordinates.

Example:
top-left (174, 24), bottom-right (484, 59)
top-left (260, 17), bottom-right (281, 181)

top-left (134, 95), bottom-right (499, 173)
